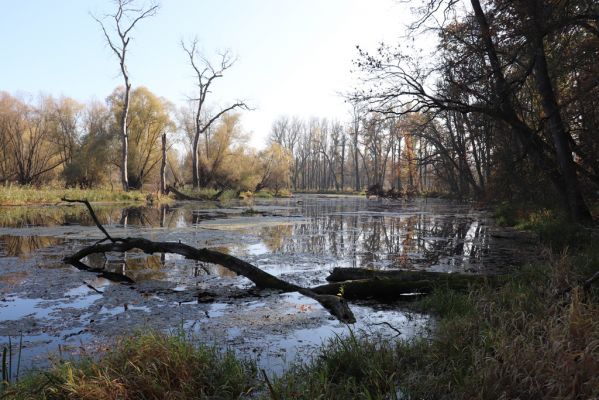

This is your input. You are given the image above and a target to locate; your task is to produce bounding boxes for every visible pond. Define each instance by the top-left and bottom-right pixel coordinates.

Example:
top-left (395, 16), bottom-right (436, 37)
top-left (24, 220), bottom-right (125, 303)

top-left (0, 195), bottom-right (538, 377)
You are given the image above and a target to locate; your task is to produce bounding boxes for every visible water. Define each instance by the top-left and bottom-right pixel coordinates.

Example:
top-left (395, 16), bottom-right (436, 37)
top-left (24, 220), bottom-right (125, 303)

top-left (0, 195), bottom-right (538, 377)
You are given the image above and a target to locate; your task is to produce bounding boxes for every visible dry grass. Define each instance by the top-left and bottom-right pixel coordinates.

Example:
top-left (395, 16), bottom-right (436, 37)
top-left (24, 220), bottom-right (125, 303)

top-left (395, 249), bottom-right (599, 399)
top-left (0, 186), bottom-right (149, 206)
top-left (6, 332), bottom-right (258, 399)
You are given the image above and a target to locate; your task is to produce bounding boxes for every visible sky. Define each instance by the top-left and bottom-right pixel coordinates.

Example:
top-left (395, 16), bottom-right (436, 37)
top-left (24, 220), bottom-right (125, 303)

top-left (1, 0), bottom-right (412, 148)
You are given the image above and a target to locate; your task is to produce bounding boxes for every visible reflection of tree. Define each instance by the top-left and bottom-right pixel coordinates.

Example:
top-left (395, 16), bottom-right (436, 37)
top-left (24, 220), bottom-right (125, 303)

top-left (0, 235), bottom-right (61, 258)
top-left (259, 225), bottom-right (293, 252)
top-left (0, 205), bottom-right (165, 229)
top-left (0, 271), bottom-right (28, 287)
top-left (247, 199), bottom-right (491, 271)
top-left (122, 253), bottom-right (166, 281)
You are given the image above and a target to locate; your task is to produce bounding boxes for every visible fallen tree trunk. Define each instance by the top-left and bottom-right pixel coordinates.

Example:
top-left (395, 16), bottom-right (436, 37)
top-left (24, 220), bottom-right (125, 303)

top-left (315, 268), bottom-right (506, 301)
top-left (326, 267), bottom-right (503, 285)
top-left (313, 278), bottom-right (435, 300)
top-left (64, 238), bottom-right (355, 323)
top-left (165, 185), bottom-right (212, 201)
top-left (62, 198), bottom-right (355, 323)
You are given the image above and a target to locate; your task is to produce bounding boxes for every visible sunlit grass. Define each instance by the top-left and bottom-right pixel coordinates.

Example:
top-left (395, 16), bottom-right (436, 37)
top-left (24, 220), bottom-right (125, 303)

top-left (5, 332), bottom-right (258, 399)
top-left (0, 186), bottom-right (150, 205)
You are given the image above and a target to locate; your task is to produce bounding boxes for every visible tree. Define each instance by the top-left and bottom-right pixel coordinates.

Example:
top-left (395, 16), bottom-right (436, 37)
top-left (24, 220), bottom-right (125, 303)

top-left (256, 143), bottom-right (292, 194)
top-left (352, 0), bottom-right (597, 222)
top-left (107, 86), bottom-right (174, 189)
top-left (64, 101), bottom-right (113, 188)
top-left (181, 39), bottom-right (249, 188)
top-left (202, 113), bottom-right (246, 187)
top-left (93, 0), bottom-right (158, 191)
top-left (0, 93), bottom-right (64, 185)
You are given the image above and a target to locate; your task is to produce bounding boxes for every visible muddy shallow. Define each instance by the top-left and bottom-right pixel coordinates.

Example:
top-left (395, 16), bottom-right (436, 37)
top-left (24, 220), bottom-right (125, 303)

top-left (0, 195), bottom-right (538, 376)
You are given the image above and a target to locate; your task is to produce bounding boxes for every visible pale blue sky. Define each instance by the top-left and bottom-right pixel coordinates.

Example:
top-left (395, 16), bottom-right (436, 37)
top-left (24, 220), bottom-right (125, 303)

top-left (1, 0), bottom-right (410, 147)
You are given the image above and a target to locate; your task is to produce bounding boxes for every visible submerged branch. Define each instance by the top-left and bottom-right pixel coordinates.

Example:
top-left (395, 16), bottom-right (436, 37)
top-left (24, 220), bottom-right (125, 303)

top-left (61, 198), bottom-right (115, 243)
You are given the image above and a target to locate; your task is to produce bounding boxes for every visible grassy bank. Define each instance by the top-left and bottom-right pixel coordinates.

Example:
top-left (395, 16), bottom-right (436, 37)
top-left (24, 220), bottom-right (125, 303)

top-left (0, 186), bottom-right (153, 206)
top-left (2, 211), bottom-right (598, 399)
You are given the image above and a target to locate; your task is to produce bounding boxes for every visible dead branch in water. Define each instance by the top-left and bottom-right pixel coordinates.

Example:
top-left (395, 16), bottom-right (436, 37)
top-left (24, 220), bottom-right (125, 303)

top-left (63, 200), bottom-right (355, 323)
top-left (61, 198), bottom-right (115, 243)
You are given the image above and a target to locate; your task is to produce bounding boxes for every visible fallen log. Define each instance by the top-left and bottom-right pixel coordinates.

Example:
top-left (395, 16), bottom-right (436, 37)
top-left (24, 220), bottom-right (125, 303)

top-left (166, 185), bottom-right (237, 202)
top-left (62, 198), bottom-right (355, 323)
top-left (313, 278), bottom-right (434, 300)
top-left (326, 267), bottom-right (503, 285)
top-left (165, 185), bottom-right (212, 201)
top-left (318, 268), bottom-right (505, 301)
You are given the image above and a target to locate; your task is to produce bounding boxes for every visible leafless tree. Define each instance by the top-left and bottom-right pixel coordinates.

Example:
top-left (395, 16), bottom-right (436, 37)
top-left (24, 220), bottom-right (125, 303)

top-left (181, 38), bottom-right (250, 188)
top-left (92, 0), bottom-right (159, 191)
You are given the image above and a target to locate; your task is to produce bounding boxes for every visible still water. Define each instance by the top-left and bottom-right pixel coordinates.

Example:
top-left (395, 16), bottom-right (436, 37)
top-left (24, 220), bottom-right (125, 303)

top-left (0, 195), bottom-right (537, 376)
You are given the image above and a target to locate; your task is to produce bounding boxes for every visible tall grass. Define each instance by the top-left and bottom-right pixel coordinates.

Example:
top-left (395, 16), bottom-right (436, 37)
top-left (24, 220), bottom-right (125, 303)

top-left (6, 332), bottom-right (258, 399)
top-left (391, 240), bottom-right (599, 398)
top-left (268, 331), bottom-right (402, 400)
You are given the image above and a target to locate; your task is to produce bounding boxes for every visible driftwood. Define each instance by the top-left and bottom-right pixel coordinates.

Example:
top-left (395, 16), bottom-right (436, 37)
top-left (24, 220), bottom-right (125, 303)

top-left (61, 199), bottom-right (513, 320)
top-left (61, 198), bottom-right (355, 323)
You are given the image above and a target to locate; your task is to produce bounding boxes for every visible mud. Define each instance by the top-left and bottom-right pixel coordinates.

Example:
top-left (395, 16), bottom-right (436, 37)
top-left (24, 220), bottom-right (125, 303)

top-left (0, 195), bottom-right (539, 377)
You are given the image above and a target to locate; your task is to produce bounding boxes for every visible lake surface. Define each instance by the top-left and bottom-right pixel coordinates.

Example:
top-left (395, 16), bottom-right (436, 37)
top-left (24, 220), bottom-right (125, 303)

top-left (0, 195), bottom-right (538, 376)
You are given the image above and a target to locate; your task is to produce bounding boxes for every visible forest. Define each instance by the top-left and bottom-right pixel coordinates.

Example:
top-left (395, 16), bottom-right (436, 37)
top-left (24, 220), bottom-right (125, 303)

top-left (1, 0), bottom-right (598, 399)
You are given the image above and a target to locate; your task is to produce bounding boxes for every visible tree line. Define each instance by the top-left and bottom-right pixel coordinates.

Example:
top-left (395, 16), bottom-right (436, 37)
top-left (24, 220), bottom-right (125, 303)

top-left (0, 0), bottom-right (292, 194)
top-left (268, 0), bottom-right (596, 224)
top-left (0, 88), bottom-right (291, 194)
top-left (351, 0), bottom-right (599, 223)
top-left (267, 112), bottom-right (429, 196)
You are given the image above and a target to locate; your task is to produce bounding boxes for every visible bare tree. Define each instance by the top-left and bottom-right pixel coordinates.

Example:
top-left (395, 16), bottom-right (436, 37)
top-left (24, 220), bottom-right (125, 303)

top-left (92, 0), bottom-right (159, 191)
top-left (349, 102), bottom-right (364, 191)
top-left (181, 39), bottom-right (250, 188)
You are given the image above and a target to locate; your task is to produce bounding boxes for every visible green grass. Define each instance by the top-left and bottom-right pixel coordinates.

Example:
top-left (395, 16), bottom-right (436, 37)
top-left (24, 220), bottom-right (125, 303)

top-left (254, 190), bottom-right (274, 199)
top-left (0, 186), bottom-right (151, 205)
top-left (253, 189), bottom-right (293, 198)
top-left (268, 331), bottom-right (402, 400)
top-left (294, 189), bottom-right (364, 196)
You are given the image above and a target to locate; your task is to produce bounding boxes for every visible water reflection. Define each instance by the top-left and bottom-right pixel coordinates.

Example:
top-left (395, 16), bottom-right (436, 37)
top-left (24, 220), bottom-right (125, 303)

top-left (251, 198), bottom-right (494, 272)
top-left (83, 246), bottom-right (237, 282)
top-left (0, 196), bottom-right (524, 378)
top-left (0, 235), bottom-right (63, 258)
top-left (0, 196), bottom-right (504, 276)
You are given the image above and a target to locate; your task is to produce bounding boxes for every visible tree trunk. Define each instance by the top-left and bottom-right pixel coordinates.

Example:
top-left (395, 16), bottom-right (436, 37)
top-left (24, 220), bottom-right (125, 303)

top-left (526, 0), bottom-right (592, 223)
top-left (120, 82), bottom-right (130, 192)
top-left (470, 0), bottom-right (592, 223)
top-left (192, 129), bottom-right (200, 188)
top-left (314, 267), bottom-right (504, 301)
top-left (65, 236), bottom-right (355, 323)
top-left (160, 132), bottom-right (167, 195)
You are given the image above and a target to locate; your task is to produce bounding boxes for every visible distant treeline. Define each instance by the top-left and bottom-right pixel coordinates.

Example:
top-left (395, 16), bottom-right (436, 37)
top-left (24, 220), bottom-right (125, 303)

top-left (0, 88), bottom-right (290, 193)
